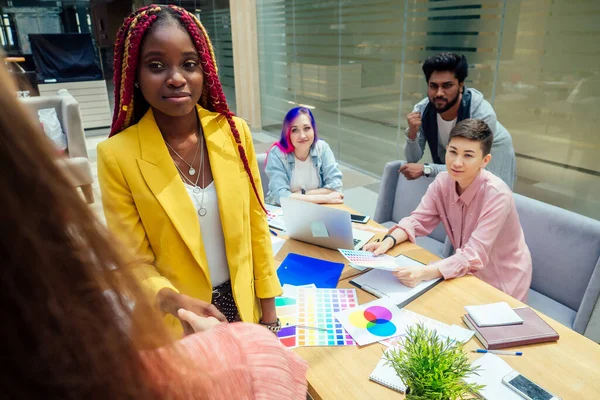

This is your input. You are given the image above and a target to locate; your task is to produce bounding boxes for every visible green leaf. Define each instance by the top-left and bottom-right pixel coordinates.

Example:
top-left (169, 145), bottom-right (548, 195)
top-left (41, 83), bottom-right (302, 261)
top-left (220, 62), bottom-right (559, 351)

top-left (384, 323), bottom-right (485, 399)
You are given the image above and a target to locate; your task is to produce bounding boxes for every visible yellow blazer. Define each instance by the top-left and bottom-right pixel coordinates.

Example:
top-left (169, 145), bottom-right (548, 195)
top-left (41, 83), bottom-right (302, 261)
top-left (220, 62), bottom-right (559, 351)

top-left (97, 105), bottom-right (282, 326)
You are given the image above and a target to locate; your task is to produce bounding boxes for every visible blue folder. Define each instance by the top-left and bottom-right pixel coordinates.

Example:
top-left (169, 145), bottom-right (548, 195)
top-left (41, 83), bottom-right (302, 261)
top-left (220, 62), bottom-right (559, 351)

top-left (277, 253), bottom-right (345, 288)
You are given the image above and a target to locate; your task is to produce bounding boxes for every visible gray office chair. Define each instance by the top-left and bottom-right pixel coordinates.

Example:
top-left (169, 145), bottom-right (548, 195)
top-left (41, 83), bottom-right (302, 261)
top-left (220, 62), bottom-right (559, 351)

top-left (514, 194), bottom-right (600, 340)
top-left (20, 90), bottom-right (94, 203)
top-left (373, 160), bottom-right (449, 258)
top-left (256, 153), bottom-right (269, 199)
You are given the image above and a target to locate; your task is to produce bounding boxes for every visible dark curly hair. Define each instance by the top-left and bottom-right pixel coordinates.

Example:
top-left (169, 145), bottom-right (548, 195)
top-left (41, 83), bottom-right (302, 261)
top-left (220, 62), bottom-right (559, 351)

top-left (422, 52), bottom-right (469, 83)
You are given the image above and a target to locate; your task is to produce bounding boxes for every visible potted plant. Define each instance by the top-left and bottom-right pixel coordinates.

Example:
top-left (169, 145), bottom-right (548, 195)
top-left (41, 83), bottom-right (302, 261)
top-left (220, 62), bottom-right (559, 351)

top-left (384, 323), bottom-right (484, 400)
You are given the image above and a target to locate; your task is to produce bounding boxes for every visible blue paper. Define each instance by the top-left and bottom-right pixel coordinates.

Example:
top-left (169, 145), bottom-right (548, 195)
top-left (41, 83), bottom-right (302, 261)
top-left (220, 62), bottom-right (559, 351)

top-left (277, 253), bottom-right (344, 288)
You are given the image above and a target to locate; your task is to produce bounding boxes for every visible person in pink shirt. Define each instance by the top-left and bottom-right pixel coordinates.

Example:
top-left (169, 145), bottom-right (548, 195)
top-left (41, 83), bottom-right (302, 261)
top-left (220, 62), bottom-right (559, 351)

top-left (144, 311), bottom-right (309, 399)
top-left (365, 119), bottom-right (532, 301)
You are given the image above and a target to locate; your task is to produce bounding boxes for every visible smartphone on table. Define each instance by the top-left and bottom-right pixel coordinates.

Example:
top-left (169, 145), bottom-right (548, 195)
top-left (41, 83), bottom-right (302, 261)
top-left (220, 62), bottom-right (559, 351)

top-left (502, 371), bottom-right (561, 400)
top-left (350, 214), bottom-right (370, 224)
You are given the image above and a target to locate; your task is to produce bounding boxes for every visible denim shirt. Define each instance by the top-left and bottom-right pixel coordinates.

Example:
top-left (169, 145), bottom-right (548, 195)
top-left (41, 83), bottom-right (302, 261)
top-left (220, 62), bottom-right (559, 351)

top-left (265, 140), bottom-right (343, 205)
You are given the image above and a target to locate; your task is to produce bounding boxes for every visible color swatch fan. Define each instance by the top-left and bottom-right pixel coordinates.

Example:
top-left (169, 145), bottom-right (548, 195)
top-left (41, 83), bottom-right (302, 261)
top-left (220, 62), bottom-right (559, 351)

top-left (335, 298), bottom-right (404, 346)
top-left (276, 295), bottom-right (298, 348)
top-left (275, 284), bottom-right (316, 349)
top-left (338, 249), bottom-right (397, 271)
top-left (296, 287), bottom-right (357, 346)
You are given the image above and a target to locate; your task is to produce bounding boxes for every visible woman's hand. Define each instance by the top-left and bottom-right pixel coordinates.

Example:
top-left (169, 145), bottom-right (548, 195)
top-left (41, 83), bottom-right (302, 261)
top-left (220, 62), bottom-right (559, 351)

top-left (157, 288), bottom-right (227, 335)
top-left (393, 265), bottom-right (442, 288)
top-left (393, 266), bottom-right (425, 287)
top-left (322, 191), bottom-right (344, 204)
top-left (363, 236), bottom-right (395, 256)
top-left (177, 309), bottom-right (222, 333)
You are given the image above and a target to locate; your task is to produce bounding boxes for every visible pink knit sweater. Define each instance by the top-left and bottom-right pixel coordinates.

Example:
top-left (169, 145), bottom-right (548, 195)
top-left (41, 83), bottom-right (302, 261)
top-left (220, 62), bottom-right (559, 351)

top-left (142, 322), bottom-right (308, 399)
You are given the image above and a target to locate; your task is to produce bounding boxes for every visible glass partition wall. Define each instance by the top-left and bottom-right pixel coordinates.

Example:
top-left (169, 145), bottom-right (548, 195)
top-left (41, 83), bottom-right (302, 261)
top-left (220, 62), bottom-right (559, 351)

top-left (256, 0), bottom-right (600, 219)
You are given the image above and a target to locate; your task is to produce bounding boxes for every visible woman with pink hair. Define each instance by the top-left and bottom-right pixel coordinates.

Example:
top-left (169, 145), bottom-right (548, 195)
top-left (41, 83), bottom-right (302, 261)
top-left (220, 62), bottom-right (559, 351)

top-left (265, 107), bottom-right (343, 205)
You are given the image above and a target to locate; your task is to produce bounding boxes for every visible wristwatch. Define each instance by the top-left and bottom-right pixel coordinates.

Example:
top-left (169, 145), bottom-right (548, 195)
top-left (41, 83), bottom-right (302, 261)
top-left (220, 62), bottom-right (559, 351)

top-left (301, 188), bottom-right (306, 195)
top-left (383, 234), bottom-right (397, 248)
top-left (260, 318), bottom-right (282, 333)
top-left (423, 163), bottom-right (432, 177)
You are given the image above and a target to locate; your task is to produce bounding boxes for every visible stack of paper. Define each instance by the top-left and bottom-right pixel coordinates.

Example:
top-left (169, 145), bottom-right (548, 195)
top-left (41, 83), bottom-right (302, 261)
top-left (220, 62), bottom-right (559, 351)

top-left (463, 307), bottom-right (559, 350)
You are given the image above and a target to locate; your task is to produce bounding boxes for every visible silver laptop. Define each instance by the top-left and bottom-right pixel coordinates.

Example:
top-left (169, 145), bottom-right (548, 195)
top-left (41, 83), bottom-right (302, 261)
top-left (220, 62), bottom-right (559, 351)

top-left (280, 197), bottom-right (374, 250)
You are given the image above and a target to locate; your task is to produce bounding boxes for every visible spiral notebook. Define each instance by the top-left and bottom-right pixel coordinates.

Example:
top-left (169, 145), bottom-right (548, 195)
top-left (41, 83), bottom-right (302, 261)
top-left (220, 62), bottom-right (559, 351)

top-left (369, 350), bottom-right (406, 393)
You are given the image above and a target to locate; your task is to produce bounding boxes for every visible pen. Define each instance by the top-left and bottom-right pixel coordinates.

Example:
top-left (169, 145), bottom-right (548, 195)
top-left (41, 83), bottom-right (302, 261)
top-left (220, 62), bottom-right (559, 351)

top-left (296, 325), bottom-right (328, 332)
top-left (473, 349), bottom-right (523, 356)
top-left (269, 229), bottom-right (278, 236)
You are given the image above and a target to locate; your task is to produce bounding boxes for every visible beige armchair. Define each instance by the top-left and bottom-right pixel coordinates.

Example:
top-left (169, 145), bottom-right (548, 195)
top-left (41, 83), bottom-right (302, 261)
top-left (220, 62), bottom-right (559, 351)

top-left (20, 90), bottom-right (94, 203)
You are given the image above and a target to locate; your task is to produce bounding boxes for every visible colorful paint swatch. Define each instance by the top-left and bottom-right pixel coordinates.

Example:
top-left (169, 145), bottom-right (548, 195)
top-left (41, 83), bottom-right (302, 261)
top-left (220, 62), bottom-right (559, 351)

top-left (335, 298), bottom-right (404, 346)
top-left (266, 204), bottom-right (286, 230)
top-left (276, 295), bottom-right (298, 348)
top-left (276, 297), bottom-right (296, 307)
top-left (296, 287), bottom-right (357, 347)
top-left (338, 249), bottom-right (397, 271)
top-left (278, 326), bottom-right (297, 348)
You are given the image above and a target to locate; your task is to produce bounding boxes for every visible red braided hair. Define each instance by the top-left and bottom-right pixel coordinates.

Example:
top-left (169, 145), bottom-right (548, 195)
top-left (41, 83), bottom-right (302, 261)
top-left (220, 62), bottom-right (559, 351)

top-left (110, 5), bottom-right (266, 213)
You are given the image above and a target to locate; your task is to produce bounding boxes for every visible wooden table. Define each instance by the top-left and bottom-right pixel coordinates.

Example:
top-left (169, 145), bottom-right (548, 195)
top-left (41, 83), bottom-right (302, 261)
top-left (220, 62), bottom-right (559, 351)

top-left (273, 207), bottom-right (600, 399)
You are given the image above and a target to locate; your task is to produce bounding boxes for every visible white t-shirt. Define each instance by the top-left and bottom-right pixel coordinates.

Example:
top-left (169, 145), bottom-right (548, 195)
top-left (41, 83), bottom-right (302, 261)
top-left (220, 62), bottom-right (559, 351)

top-left (437, 114), bottom-right (457, 147)
top-left (290, 156), bottom-right (319, 193)
top-left (185, 182), bottom-right (230, 287)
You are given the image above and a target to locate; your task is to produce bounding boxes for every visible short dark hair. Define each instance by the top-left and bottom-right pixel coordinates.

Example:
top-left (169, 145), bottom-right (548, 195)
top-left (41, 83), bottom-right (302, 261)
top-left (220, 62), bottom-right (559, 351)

top-left (422, 53), bottom-right (468, 83)
top-left (449, 119), bottom-right (493, 156)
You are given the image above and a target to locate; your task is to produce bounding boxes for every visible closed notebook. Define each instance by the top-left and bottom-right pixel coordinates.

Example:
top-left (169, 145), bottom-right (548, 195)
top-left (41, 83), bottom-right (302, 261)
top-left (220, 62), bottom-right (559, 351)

top-left (463, 307), bottom-right (559, 350)
top-left (369, 351), bottom-right (406, 393)
top-left (464, 302), bottom-right (524, 327)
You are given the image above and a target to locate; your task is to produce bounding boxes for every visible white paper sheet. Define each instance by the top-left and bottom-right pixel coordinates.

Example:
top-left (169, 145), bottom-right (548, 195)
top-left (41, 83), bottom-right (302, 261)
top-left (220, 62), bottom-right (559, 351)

top-left (379, 310), bottom-right (474, 347)
top-left (270, 236), bottom-right (286, 257)
top-left (334, 298), bottom-right (405, 346)
top-left (464, 353), bottom-right (523, 400)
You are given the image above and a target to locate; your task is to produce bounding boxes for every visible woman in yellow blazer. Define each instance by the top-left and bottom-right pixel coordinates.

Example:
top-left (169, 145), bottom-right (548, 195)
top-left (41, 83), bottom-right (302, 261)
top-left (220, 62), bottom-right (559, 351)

top-left (98, 5), bottom-right (282, 335)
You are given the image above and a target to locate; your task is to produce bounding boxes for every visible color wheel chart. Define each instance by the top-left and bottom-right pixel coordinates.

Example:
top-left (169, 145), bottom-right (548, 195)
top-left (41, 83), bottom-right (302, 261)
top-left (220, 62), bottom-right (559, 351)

top-left (348, 305), bottom-right (398, 336)
top-left (335, 298), bottom-right (403, 346)
top-left (296, 287), bottom-right (357, 346)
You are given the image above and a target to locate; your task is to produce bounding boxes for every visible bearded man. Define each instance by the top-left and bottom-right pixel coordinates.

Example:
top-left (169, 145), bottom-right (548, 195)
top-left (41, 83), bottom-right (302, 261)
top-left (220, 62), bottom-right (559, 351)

top-left (401, 53), bottom-right (516, 189)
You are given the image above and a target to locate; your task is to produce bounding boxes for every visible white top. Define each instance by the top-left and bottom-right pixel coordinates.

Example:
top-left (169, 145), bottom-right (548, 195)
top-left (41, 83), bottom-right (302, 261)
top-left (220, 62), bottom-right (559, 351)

top-left (290, 156), bottom-right (319, 193)
top-left (436, 114), bottom-right (457, 147)
top-left (184, 181), bottom-right (230, 287)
